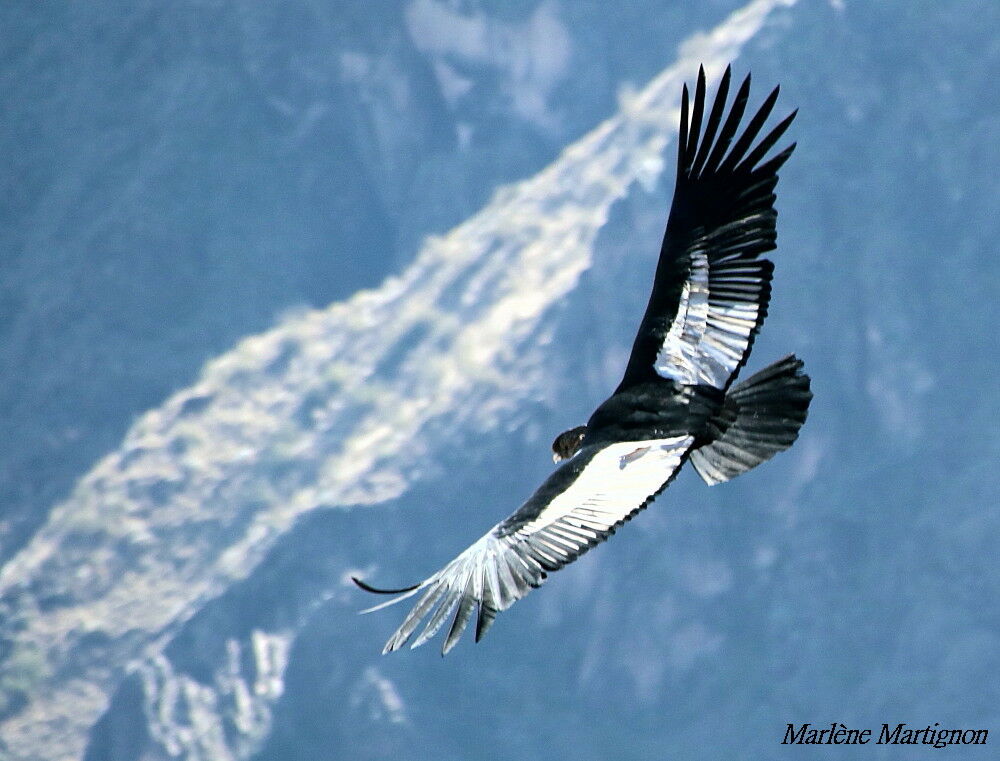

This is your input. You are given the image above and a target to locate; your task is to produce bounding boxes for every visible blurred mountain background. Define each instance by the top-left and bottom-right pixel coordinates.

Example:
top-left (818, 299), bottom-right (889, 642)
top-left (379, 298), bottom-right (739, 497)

top-left (1, 0), bottom-right (998, 759)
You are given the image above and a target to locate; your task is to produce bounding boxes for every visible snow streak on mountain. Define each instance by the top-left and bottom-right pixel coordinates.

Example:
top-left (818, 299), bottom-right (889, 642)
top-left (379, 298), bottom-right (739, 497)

top-left (0, 2), bottom-right (795, 758)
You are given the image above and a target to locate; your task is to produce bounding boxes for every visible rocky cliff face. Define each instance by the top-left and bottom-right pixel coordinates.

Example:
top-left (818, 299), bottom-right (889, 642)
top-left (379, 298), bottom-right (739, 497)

top-left (2, 1), bottom-right (998, 759)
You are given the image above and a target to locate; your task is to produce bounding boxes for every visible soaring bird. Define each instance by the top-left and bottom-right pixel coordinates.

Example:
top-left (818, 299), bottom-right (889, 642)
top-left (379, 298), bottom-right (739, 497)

top-left (353, 65), bottom-right (812, 655)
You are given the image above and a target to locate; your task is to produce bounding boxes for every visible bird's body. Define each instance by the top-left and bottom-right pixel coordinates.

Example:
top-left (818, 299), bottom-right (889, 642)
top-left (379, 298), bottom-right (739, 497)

top-left (354, 65), bottom-right (812, 654)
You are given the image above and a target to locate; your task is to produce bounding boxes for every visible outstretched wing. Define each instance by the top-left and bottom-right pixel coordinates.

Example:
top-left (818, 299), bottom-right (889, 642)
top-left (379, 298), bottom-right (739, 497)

top-left (355, 435), bottom-right (693, 654)
top-left (617, 65), bottom-right (796, 392)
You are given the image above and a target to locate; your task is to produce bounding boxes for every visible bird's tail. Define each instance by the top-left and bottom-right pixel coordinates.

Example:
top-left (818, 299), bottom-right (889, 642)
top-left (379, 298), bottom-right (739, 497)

top-left (690, 355), bottom-right (812, 485)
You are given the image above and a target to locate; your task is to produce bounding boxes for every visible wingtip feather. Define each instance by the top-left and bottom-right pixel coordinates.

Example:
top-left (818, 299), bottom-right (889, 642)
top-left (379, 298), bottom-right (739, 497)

top-left (352, 576), bottom-right (421, 595)
top-left (678, 83), bottom-right (690, 168)
top-left (686, 68), bottom-right (708, 169)
top-left (442, 592), bottom-right (477, 655)
top-left (701, 71), bottom-right (752, 175)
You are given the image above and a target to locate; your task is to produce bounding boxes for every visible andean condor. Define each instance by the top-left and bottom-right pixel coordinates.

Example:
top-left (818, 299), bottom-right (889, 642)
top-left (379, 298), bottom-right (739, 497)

top-left (353, 65), bottom-right (812, 655)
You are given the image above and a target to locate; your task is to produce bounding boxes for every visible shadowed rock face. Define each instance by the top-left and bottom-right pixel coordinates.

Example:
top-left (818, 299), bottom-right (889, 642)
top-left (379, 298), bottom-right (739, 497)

top-left (3, 0), bottom-right (1000, 759)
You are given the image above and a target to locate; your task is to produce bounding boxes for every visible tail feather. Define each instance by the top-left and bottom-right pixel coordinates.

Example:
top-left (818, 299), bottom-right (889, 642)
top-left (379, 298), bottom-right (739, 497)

top-left (691, 354), bottom-right (811, 485)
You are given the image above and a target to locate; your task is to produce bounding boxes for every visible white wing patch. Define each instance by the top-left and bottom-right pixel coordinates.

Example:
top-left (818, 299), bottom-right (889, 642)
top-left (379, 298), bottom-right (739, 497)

top-left (655, 244), bottom-right (711, 386)
top-left (365, 435), bottom-right (694, 654)
top-left (654, 238), bottom-right (767, 389)
top-left (512, 436), bottom-right (693, 539)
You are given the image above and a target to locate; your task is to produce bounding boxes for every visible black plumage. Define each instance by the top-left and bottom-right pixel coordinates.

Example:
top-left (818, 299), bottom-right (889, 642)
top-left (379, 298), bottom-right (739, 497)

top-left (618, 66), bottom-right (794, 393)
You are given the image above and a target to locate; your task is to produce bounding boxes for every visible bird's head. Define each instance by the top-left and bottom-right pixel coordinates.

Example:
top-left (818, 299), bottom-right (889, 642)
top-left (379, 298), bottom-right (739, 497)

top-left (551, 425), bottom-right (587, 463)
